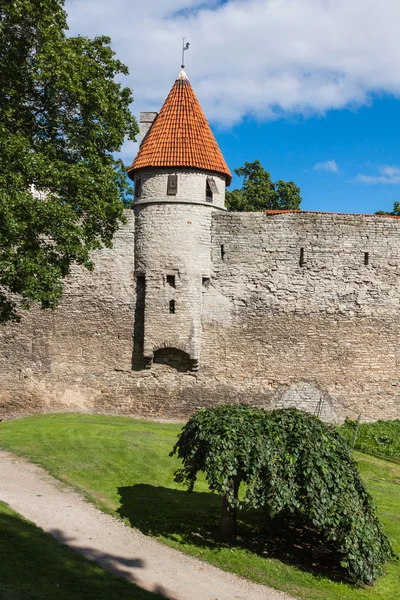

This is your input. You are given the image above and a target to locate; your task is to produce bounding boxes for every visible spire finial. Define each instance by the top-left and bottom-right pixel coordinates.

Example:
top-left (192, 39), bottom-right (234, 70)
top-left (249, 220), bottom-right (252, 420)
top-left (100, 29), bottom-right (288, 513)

top-left (181, 37), bottom-right (190, 69)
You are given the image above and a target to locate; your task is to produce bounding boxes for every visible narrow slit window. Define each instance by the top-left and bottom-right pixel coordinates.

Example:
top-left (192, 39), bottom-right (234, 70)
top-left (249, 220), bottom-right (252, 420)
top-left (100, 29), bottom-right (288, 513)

top-left (167, 174), bottom-right (178, 195)
top-left (364, 252), bottom-right (369, 266)
top-left (169, 300), bottom-right (175, 314)
top-left (202, 276), bottom-right (210, 288)
top-left (221, 244), bottom-right (225, 260)
top-left (167, 275), bottom-right (176, 287)
top-left (135, 176), bottom-right (142, 199)
top-left (206, 179), bottom-right (213, 202)
top-left (299, 248), bottom-right (305, 267)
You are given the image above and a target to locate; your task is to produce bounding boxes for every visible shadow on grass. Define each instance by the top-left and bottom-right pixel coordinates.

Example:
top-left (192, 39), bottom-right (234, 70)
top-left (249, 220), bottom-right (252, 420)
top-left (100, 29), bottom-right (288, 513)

top-left (0, 505), bottom-right (169, 599)
top-left (49, 528), bottom-right (145, 579)
top-left (118, 484), bottom-right (348, 583)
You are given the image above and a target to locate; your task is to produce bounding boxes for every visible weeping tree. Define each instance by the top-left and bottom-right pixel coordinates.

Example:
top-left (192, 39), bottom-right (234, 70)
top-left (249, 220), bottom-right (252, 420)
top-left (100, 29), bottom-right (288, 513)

top-left (170, 406), bottom-right (393, 585)
top-left (171, 404), bottom-right (267, 538)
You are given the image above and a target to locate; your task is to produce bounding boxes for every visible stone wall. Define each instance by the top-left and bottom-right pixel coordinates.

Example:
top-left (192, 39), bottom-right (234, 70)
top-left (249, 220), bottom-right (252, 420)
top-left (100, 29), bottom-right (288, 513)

top-left (0, 211), bottom-right (136, 419)
top-left (1, 210), bottom-right (399, 422)
top-left (203, 211), bottom-right (400, 422)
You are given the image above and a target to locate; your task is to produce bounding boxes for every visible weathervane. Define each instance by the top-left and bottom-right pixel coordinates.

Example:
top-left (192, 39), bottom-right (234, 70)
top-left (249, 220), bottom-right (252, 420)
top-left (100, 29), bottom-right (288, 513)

top-left (181, 38), bottom-right (190, 69)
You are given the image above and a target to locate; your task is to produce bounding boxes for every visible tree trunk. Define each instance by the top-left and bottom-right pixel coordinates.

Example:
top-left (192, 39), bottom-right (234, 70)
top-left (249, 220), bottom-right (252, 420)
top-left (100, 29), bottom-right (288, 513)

top-left (219, 478), bottom-right (240, 539)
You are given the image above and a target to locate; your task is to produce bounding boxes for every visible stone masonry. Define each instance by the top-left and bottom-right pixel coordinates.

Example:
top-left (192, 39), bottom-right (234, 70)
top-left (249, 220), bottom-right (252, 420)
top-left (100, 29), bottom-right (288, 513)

top-left (1, 209), bottom-right (400, 423)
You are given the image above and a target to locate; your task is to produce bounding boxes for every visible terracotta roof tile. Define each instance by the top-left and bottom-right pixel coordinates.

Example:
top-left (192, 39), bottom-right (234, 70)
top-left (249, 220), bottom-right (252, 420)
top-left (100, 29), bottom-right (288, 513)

top-left (128, 71), bottom-right (232, 185)
top-left (265, 210), bottom-right (400, 219)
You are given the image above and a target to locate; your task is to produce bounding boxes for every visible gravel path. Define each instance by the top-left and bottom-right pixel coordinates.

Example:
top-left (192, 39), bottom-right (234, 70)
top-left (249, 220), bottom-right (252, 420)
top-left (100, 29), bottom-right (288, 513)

top-left (0, 450), bottom-right (297, 600)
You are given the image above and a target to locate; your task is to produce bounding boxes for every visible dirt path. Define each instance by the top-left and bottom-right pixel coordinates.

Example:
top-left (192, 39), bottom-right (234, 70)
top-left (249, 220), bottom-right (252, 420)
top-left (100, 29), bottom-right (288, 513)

top-left (0, 450), bottom-right (296, 600)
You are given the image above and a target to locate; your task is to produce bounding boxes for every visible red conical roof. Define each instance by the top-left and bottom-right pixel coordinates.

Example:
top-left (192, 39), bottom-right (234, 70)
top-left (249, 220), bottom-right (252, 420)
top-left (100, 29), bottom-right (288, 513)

top-left (128, 70), bottom-right (232, 185)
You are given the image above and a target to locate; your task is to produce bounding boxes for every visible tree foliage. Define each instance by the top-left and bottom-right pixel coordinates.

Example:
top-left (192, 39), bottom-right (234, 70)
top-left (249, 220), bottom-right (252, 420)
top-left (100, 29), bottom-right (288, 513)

top-left (225, 160), bottom-right (302, 212)
top-left (339, 418), bottom-right (400, 461)
top-left (171, 405), bottom-right (393, 585)
top-left (0, 0), bottom-right (138, 321)
top-left (375, 202), bottom-right (400, 216)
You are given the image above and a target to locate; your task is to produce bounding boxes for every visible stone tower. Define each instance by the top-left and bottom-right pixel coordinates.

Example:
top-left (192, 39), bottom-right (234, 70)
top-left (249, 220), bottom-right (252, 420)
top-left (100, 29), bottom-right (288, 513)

top-left (128, 69), bottom-right (231, 371)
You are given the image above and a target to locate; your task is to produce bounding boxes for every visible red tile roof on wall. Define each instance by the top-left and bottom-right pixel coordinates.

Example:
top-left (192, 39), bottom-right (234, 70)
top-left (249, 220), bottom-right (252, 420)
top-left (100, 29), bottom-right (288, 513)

top-left (265, 210), bottom-right (400, 219)
top-left (128, 70), bottom-right (232, 185)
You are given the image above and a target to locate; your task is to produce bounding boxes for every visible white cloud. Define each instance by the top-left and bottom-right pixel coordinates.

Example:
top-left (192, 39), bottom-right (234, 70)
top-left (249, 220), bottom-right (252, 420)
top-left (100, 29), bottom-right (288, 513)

top-left (313, 160), bottom-right (339, 173)
top-left (65, 0), bottom-right (400, 129)
top-left (356, 165), bottom-right (400, 184)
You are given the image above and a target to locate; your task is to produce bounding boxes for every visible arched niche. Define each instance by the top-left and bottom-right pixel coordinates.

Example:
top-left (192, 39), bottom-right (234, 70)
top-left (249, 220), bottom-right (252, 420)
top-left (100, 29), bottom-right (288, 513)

top-left (153, 347), bottom-right (192, 372)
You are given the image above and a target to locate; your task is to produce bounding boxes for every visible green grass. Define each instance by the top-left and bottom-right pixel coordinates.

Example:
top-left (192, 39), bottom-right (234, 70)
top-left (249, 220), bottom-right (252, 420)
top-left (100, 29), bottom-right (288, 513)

top-left (0, 500), bottom-right (164, 599)
top-left (1, 413), bottom-right (399, 600)
top-left (338, 419), bottom-right (400, 462)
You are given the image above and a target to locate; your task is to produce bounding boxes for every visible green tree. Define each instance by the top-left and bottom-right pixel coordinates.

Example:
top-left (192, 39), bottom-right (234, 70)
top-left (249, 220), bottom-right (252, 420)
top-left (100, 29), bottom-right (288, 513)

top-left (225, 160), bottom-right (302, 212)
top-left (0, 0), bottom-right (138, 322)
top-left (375, 202), bottom-right (400, 216)
top-left (171, 404), bottom-right (267, 539)
top-left (170, 405), bottom-right (393, 585)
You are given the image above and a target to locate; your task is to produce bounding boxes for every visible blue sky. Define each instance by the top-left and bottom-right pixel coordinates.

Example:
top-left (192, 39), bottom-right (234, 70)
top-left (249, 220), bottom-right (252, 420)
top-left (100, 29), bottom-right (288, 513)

top-left (66, 0), bottom-right (400, 214)
top-left (218, 95), bottom-right (400, 214)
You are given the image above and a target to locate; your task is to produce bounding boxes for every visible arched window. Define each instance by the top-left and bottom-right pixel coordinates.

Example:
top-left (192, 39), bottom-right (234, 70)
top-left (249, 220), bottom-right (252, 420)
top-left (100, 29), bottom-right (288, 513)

top-left (206, 176), bottom-right (218, 202)
top-left (153, 348), bottom-right (191, 372)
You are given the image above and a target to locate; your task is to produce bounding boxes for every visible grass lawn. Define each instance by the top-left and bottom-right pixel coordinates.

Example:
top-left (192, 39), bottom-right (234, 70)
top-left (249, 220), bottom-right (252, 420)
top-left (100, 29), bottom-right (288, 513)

top-left (1, 413), bottom-right (399, 600)
top-left (0, 500), bottom-right (163, 599)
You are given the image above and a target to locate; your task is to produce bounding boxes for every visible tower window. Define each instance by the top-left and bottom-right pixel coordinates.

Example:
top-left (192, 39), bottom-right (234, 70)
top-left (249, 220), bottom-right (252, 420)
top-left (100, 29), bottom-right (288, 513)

top-left (206, 177), bottom-right (218, 202)
top-left (135, 176), bottom-right (142, 199)
top-left (169, 300), bottom-right (175, 314)
top-left (207, 177), bottom-right (218, 194)
top-left (364, 252), bottom-right (369, 266)
top-left (167, 174), bottom-right (178, 195)
top-left (167, 275), bottom-right (176, 287)
top-left (206, 179), bottom-right (213, 202)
